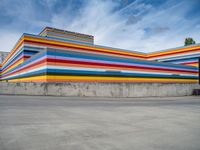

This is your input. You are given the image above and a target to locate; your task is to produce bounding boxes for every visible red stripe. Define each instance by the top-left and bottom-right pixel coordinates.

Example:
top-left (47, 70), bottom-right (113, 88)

top-left (2, 59), bottom-right (46, 78)
top-left (181, 62), bottom-right (198, 65)
top-left (47, 58), bottom-right (197, 74)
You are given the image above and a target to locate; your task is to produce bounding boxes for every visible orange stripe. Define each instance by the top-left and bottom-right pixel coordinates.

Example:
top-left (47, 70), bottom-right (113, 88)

top-left (148, 48), bottom-right (200, 59)
top-left (148, 45), bottom-right (200, 56)
top-left (2, 40), bottom-right (24, 66)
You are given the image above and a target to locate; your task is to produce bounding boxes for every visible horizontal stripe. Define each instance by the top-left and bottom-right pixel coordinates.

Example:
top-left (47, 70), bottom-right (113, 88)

top-left (47, 58), bottom-right (197, 73)
top-left (4, 75), bottom-right (197, 83)
top-left (1, 28), bottom-right (199, 84)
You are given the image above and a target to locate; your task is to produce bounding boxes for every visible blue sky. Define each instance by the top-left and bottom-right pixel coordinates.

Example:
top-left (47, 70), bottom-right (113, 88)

top-left (0, 0), bottom-right (200, 52)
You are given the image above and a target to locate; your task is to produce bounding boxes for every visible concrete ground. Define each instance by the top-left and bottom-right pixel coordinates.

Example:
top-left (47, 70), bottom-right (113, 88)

top-left (0, 95), bottom-right (200, 150)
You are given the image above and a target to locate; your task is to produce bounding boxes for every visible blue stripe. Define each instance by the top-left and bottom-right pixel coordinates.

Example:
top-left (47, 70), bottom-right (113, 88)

top-left (47, 51), bottom-right (197, 71)
top-left (47, 69), bottom-right (197, 79)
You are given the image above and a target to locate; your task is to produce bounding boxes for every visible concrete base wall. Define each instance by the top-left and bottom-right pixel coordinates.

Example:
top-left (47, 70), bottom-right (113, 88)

top-left (0, 82), bottom-right (199, 97)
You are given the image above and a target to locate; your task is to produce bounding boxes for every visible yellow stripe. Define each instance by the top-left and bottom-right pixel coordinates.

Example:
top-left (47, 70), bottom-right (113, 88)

top-left (5, 75), bottom-right (197, 83)
top-left (2, 59), bottom-right (24, 75)
top-left (2, 39), bottom-right (23, 66)
top-left (47, 75), bottom-right (197, 83)
top-left (24, 36), bottom-right (145, 57)
top-left (148, 46), bottom-right (200, 57)
top-left (7, 75), bottom-right (47, 82)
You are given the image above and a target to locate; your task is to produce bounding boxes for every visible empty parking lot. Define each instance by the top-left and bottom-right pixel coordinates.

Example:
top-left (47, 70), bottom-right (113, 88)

top-left (0, 95), bottom-right (200, 150)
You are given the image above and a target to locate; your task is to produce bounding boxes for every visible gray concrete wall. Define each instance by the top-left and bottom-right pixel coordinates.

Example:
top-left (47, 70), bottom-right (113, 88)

top-left (0, 82), bottom-right (199, 97)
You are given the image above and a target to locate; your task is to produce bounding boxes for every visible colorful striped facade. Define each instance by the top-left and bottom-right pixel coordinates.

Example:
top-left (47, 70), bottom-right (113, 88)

top-left (0, 27), bottom-right (199, 83)
top-left (148, 44), bottom-right (200, 67)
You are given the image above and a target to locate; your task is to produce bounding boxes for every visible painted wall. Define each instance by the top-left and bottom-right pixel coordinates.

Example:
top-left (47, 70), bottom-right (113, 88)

top-left (0, 27), bottom-right (199, 83)
top-left (147, 44), bottom-right (200, 67)
top-left (44, 48), bottom-right (198, 83)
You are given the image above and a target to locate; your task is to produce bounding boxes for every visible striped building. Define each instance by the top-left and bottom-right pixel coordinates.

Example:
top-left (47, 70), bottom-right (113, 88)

top-left (148, 44), bottom-right (200, 67)
top-left (0, 27), bottom-right (199, 83)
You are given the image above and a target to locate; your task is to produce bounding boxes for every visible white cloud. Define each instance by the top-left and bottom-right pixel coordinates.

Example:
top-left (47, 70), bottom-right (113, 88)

top-left (0, 31), bottom-right (21, 52)
top-left (50, 0), bottom-right (200, 53)
top-left (0, 0), bottom-right (199, 53)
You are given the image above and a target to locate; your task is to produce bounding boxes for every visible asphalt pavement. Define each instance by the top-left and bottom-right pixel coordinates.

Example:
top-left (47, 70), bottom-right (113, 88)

top-left (0, 95), bottom-right (200, 150)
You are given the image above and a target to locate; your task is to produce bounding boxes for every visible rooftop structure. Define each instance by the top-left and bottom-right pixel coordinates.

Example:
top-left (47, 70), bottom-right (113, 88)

top-left (39, 27), bottom-right (94, 44)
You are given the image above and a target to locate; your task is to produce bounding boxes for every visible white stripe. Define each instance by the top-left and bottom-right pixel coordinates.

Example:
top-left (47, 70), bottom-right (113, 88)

top-left (47, 65), bottom-right (196, 77)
